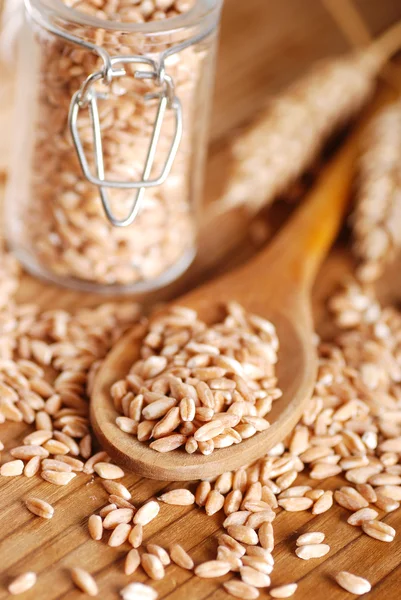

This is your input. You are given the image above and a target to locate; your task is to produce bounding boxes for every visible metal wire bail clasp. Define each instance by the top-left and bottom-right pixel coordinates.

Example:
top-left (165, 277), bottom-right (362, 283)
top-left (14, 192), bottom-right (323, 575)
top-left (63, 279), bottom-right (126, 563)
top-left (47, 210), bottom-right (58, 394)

top-left (68, 55), bottom-right (183, 227)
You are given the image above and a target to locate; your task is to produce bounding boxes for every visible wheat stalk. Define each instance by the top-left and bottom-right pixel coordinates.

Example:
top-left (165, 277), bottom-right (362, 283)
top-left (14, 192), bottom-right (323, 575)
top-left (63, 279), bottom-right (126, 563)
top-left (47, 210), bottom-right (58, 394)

top-left (207, 20), bottom-right (401, 220)
top-left (352, 101), bottom-right (401, 282)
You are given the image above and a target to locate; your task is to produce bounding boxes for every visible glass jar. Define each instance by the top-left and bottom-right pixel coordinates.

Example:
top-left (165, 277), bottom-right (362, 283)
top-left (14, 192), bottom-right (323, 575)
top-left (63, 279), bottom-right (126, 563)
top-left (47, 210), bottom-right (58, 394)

top-left (5, 0), bottom-right (222, 293)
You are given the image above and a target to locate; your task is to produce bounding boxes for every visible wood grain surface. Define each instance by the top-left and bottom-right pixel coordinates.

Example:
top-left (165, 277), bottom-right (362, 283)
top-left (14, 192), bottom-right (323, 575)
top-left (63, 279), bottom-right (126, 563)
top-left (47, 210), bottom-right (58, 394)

top-left (1, 1), bottom-right (401, 599)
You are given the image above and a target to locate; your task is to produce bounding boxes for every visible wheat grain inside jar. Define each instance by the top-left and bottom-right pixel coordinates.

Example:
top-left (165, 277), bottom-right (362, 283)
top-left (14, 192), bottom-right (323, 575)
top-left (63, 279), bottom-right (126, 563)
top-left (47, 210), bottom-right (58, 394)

top-left (5, 0), bottom-right (223, 293)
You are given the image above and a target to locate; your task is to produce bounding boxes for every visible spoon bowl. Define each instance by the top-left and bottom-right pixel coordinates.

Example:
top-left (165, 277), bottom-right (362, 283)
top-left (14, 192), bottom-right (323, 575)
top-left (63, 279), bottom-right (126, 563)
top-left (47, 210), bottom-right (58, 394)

top-left (91, 298), bottom-right (311, 480)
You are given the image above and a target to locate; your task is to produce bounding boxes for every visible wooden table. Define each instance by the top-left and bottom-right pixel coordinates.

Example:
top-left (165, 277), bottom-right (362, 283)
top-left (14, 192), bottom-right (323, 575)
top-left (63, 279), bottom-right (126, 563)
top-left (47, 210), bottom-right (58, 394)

top-left (1, 1), bottom-right (401, 599)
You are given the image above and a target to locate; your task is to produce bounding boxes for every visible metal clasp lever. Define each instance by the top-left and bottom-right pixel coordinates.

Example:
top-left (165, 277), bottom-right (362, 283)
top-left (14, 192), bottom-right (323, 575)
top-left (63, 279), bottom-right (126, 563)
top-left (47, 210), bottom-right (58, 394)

top-left (68, 56), bottom-right (183, 227)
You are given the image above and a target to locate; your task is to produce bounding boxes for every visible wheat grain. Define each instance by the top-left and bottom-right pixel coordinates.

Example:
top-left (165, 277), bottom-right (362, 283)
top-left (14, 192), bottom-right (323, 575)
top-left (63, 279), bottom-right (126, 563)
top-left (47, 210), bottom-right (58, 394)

top-left (24, 456), bottom-right (42, 477)
top-left (195, 560), bottom-right (231, 578)
top-left (242, 483), bottom-right (262, 506)
top-left (361, 520), bottom-right (396, 542)
top-left (240, 565), bottom-right (271, 587)
top-left (345, 465), bottom-right (382, 484)
top-left (10, 446), bottom-right (49, 460)
top-left (223, 580), bottom-right (259, 599)
top-left (108, 495), bottom-right (134, 510)
top-left (150, 434), bottom-right (187, 452)
top-left (227, 525), bottom-right (259, 546)
top-left (116, 417), bottom-right (138, 434)
top-left (157, 489), bottom-right (195, 506)
top-left (217, 546), bottom-right (243, 572)
top-left (133, 501), bottom-right (160, 526)
top-left (218, 534), bottom-right (246, 558)
top-left (335, 487), bottom-right (369, 511)
top-left (261, 485), bottom-right (278, 508)
top-left (347, 508), bottom-right (379, 526)
top-left (243, 500), bottom-right (273, 513)
top-left (88, 515), bottom-right (103, 541)
top-left (276, 469), bottom-right (298, 490)
top-left (246, 510), bottom-right (275, 529)
top-left (223, 511), bottom-right (250, 528)
top-left (280, 486), bottom-right (311, 499)
top-left (258, 522), bottom-right (274, 552)
top-left (312, 491), bottom-right (333, 514)
top-left (224, 489), bottom-right (243, 515)
top-left (25, 497), bottom-right (54, 519)
top-left (23, 430), bottom-right (53, 445)
top-left (53, 431), bottom-right (80, 456)
top-left (41, 470), bottom-right (76, 485)
top-left (43, 439), bottom-right (70, 455)
top-left (278, 497), bottom-right (313, 512)
top-left (205, 490), bottom-right (225, 516)
top-left (169, 544), bottom-right (194, 570)
top-left (335, 571), bottom-right (371, 595)
top-left (304, 489), bottom-right (323, 501)
top-left (296, 532), bottom-right (325, 545)
top-left (103, 508), bottom-right (134, 529)
top-left (310, 463), bottom-right (342, 479)
top-left (379, 437), bottom-right (401, 453)
top-left (214, 471), bottom-right (233, 495)
top-left (94, 462), bottom-right (124, 480)
top-left (100, 504), bottom-right (117, 518)
top-left (143, 398), bottom-right (178, 421)
top-left (369, 473), bottom-right (401, 486)
top-left (70, 568), bottom-right (98, 597)
top-left (83, 452), bottom-right (110, 475)
top-left (375, 492), bottom-right (400, 512)
top-left (377, 486), bottom-right (401, 501)
top-left (8, 572), bottom-right (37, 596)
top-left (128, 524), bottom-right (143, 548)
top-left (120, 582), bottom-right (158, 600)
top-left (141, 554), bottom-right (165, 580)
top-left (241, 555), bottom-right (273, 575)
top-left (356, 483), bottom-right (377, 503)
top-left (295, 543), bottom-right (330, 560)
top-left (269, 583), bottom-right (298, 598)
top-left (1, 460), bottom-right (24, 476)
top-left (102, 480), bottom-right (131, 501)
top-left (147, 544), bottom-right (170, 566)
top-left (108, 523), bottom-right (132, 547)
top-left (125, 549), bottom-right (141, 576)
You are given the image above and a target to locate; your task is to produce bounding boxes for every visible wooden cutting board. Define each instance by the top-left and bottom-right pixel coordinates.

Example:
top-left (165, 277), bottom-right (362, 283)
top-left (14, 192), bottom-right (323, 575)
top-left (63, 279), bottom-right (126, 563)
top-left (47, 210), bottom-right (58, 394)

top-left (1, 1), bottom-right (401, 599)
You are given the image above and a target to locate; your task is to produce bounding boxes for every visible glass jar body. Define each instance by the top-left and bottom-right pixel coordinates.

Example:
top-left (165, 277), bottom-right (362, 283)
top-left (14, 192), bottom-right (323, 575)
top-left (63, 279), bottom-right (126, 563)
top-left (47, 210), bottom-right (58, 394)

top-left (5, 0), bottom-right (222, 293)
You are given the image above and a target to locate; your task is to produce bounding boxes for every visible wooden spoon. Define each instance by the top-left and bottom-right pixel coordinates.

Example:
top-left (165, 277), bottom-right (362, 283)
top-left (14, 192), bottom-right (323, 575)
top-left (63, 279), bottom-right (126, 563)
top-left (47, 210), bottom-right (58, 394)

top-left (90, 126), bottom-right (363, 481)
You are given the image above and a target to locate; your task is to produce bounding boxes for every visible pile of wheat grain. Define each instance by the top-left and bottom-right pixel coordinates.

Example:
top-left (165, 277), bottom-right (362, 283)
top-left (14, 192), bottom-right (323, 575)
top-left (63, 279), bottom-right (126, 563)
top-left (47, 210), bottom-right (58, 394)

top-left (111, 303), bottom-right (280, 454)
top-left (2, 235), bottom-right (399, 597)
top-left (81, 280), bottom-right (400, 598)
top-left (0, 249), bottom-right (142, 479)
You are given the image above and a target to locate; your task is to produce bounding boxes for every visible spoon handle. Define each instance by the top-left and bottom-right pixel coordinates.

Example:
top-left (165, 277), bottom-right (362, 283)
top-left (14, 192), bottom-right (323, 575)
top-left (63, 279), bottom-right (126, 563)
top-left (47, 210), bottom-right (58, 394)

top-left (268, 132), bottom-right (359, 290)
